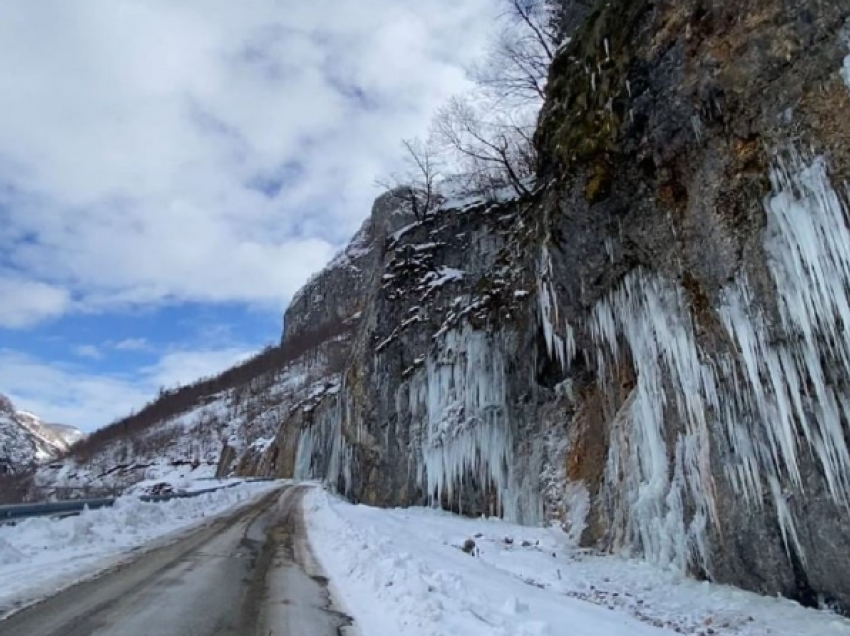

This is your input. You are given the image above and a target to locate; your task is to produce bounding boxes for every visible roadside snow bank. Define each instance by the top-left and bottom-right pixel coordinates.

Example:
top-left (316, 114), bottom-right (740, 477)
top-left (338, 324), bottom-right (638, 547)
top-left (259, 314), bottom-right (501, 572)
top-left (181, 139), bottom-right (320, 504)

top-left (0, 480), bottom-right (281, 617)
top-left (304, 490), bottom-right (850, 636)
top-left (123, 470), bottom-right (245, 497)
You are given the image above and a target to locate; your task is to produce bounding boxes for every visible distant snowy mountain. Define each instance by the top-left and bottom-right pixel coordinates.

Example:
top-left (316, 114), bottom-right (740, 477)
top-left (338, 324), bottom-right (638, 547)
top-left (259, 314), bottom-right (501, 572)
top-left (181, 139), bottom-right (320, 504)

top-left (42, 422), bottom-right (86, 448)
top-left (0, 394), bottom-right (83, 473)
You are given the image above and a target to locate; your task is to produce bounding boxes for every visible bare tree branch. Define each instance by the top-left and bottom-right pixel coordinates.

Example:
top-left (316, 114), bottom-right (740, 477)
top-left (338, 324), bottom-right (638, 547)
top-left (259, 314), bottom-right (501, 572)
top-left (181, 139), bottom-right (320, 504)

top-left (507, 0), bottom-right (556, 61)
top-left (376, 137), bottom-right (444, 221)
top-left (433, 96), bottom-right (534, 199)
top-left (377, 0), bottom-right (562, 206)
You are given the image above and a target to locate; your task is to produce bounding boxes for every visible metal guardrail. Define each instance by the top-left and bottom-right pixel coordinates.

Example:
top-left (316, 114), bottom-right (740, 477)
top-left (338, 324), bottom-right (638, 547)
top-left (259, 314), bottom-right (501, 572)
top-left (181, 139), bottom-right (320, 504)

top-left (0, 497), bottom-right (116, 521)
top-left (0, 477), bottom-right (278, 524)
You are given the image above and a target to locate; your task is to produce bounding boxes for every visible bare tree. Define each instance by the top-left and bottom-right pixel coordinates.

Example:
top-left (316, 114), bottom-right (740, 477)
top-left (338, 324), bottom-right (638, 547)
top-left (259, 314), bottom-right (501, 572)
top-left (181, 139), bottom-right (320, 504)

top-left (433, 96), bottom-right (536, 199)
top-left (469, 0), bottom-right (561, 105)
top-left (425, 0), bottom-right (566, 200)
top-left (376, 137), bottom-right (443, 221)
top-left (378, 0), bottom-right (564, 206)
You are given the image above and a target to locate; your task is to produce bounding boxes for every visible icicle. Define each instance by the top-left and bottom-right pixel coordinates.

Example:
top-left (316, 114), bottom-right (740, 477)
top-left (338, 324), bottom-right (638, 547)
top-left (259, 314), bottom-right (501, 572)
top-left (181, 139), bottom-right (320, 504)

top-left (537, 245), bottom-right (575, 374)
top-left (769, 475), bottom-right (805, 562)
top-left (761, 154), bottom-right (850, 505)
top-left (411, 326), bottom-right (540, 524)
top-left (294, 427), bottom-right (314, 480)
top-left (584, 151), bottom-right (850, 571)
top-left (590, 271), bottom-right (717, 572)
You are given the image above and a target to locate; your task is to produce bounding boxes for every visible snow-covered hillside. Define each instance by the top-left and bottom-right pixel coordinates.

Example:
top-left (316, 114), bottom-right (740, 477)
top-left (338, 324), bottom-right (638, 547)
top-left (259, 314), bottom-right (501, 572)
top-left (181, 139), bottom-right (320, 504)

top-left (33, 344), bottom-right (345, 498)
top-left (40, 423), bottom-right (85, 448)
top-left (0, 394), bottom-right (83, 473)
top-left (14, 410), bottom-right (83, 460)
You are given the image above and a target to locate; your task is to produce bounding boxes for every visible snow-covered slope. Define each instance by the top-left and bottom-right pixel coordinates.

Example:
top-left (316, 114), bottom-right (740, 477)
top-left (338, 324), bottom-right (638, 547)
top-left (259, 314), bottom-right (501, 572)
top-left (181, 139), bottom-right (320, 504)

top-left (0, 394), bottom-right (83, 473)
top-left (42, 423), bottom-right (85, 448)
top-left (33, 342), bottom-right (348, 498)
top-left (305, 490), bottom-right (850, 636)
top-left (0, 395), bottom-right (38, 473)
top-left (14, 410), bottom-right (83, 461)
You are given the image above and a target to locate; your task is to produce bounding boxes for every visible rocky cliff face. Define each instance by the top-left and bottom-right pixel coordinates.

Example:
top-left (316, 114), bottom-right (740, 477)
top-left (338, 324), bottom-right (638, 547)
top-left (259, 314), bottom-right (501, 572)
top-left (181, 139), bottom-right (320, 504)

top-left (244, 0), bottom-right (850, 612)
top-left (532, 0), bottom-right (850, 608)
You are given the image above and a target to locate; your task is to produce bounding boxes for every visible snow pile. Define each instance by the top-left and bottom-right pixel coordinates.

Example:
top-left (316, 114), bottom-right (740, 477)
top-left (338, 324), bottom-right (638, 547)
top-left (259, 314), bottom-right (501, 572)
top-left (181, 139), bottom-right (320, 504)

top-left (122, 464), bottom-right (245, 497)
top-left (304, 490), bottom-right (850, 636)
top-left (0, 480), bottom-right (281, 616)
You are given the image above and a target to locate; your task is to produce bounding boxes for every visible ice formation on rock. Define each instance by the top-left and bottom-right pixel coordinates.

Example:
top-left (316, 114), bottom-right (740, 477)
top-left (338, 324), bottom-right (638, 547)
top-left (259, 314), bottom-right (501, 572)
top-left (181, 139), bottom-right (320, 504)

top-left (538, 152), bottom-right (850, 572)
top-left (717, 154), bottom-right (850, 557)
top-left (590, 270), bottom-right (717, 571)
top-left (409, 326), bottom-right (539, 523)
top-left (538, 244), bottom-right (575, 374)
top-left (294, 427), bottom-right (314, 480)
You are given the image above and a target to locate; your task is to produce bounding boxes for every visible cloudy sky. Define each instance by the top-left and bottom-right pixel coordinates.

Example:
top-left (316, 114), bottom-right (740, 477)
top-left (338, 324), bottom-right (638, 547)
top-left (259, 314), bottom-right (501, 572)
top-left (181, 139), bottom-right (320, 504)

top-left (0, 0), bottom-right (497, 430)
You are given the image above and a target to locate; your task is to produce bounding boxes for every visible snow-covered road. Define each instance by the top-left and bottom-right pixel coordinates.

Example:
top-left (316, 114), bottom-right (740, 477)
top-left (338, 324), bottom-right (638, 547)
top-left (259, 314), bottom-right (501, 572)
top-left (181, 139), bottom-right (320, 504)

top-left (0, 479), bottom-right (282, 614)
top-left (4, 483), bottom-right (850, 636)
top-left (0, 485), bottom-right (349, 636)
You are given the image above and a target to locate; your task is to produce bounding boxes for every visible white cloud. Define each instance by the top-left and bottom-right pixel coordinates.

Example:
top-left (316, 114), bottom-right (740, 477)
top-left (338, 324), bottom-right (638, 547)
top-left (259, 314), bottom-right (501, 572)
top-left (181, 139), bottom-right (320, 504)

top-left (0, 0), bottom-right (496, 326)
top-left (0, 345), bottom-right (256, 430)
top-left (112, 338), bottom-right (150, 352)
top-left (73, 345), bottom-right (102, 360)
top-left (0, 277), bottom-right (70, 328)
top-left (0, 351), bottom-right (149, 430)
top-left (145, 348), bottom-right (255, 390)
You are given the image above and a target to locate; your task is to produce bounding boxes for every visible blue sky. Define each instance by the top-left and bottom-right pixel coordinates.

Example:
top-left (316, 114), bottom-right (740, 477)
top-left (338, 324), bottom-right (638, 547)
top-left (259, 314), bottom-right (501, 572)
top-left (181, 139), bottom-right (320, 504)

top-left (0, 0), bottom-right (496, 431)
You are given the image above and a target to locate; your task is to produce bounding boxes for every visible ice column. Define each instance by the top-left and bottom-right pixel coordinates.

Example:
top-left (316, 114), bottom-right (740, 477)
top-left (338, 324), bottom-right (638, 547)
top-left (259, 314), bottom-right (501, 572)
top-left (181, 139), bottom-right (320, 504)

top-left (538, 245), bottom-right (575, 373)
top-left (590, 271), bottom-right (717, 571)
top-left (415, 327), bottom-right (537, 523)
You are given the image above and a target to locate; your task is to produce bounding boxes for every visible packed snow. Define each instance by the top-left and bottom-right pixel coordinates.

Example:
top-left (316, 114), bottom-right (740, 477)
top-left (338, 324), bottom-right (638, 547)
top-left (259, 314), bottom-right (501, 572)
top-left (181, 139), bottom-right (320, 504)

top-left (0, 480), bottom-right (282, 618)
top-left (122, 463), bottom-right (245, 496)
top-left (304, 489), bottom-right (850, 636)
top-left (424, 266), bottom-right (465, 288)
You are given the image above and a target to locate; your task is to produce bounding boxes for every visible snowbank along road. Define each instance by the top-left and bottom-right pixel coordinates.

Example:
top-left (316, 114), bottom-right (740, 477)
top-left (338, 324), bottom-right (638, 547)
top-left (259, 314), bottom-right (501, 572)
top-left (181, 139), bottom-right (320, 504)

top-left (0, 485), bottom-right (351, 636)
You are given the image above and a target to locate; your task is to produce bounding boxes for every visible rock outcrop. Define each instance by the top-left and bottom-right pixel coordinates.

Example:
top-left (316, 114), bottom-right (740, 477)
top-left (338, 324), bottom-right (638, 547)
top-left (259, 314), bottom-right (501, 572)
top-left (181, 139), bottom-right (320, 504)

top-left (244, 0), bottom-right (850, 612)
top-left (532, 0), bottom-right (850, 609)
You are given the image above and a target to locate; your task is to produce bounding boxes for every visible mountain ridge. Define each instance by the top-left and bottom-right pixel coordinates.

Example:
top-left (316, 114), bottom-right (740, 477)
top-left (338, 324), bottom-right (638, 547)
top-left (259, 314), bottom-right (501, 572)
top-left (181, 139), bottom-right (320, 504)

top-left (0, 394), bottom-right (84, 473)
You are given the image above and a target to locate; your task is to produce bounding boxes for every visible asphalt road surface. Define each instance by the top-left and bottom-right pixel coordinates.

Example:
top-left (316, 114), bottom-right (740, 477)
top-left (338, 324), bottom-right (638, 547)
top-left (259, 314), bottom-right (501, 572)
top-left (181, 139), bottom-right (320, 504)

top-left (0, 485), bottom-right (351, 636)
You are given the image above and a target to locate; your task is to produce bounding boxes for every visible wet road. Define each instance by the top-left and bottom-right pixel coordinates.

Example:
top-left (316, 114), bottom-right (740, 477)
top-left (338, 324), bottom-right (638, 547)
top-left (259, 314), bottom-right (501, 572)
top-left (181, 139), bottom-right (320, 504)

top-left (0, 485), bottom-right (351, 636)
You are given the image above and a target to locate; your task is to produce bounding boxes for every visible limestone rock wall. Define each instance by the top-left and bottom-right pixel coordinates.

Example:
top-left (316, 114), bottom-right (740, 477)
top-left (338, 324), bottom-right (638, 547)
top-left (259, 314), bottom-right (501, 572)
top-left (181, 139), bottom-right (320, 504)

top-left (249, 0), bottom-right (850, 611)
